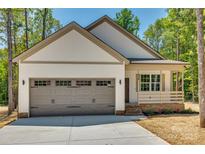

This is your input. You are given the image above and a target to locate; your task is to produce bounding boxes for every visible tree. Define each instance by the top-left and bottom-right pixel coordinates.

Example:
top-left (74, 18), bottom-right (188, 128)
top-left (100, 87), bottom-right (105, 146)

top-left (42, 8), bottom-right (48, 40)
top-left (144, 9), bottom-right (198, 102)
top-left (196, 8), bottom-right (205, 128)
top-left (6, 8), bottom-right (14, 114)
top-left (0, 8), bottom-right (61, 107)
top-left (24, 8), bottom-right (29, 49)
top-left (144, 19), bottom-right (164, 51)
top-left (115, 8), bottom-right (140, 36)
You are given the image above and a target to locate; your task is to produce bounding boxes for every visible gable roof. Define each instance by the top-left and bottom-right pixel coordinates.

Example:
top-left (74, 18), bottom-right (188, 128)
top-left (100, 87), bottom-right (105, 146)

top-left (86, 15), bottom-right (165, 60)
top-left (13, 21), bottom-right (129, 64)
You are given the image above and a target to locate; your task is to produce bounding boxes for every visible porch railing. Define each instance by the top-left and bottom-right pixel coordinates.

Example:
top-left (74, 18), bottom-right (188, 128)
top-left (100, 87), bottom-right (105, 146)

top-left (138, 91), bottom-right (184, 104)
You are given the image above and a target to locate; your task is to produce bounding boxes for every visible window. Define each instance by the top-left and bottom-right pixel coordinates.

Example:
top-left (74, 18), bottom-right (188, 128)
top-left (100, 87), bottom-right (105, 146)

top-left (96, 81), bottom-right (111, 86)
top-left (34, 80), bottom-right (51, 87)
top-left (140, 74), bottom-right (160, 91)
top-left (56, 80), bottom-right (71, 86)
top-left (76, 80), bottom-right (91, 86)
top-left (151, 75), bottom-right (160, 91)
top-left (140, 75), bottom-right (150, 91)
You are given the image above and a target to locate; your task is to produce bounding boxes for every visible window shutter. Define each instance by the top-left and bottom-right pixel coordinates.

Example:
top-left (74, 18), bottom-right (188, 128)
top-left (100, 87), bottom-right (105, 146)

top-left (162, 74), bottom-right (165, 91)
top-left (136, 74), bottom-right (140, 92)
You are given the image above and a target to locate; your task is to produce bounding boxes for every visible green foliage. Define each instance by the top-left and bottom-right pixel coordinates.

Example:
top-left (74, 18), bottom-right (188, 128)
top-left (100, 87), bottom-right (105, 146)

top-left (0, 8), bottom-right (61, 105)
top-left (161, 108), bottom-right (174, 114)
top-left (115, 8), bottom-right (140, 36)
top-left (143, 109), bottom-right (155, 116)
top-left (144, 9), bottom-right (199, 101)
top-left (0, 49), bottom-right (8, 105)
top-left (143, 107), bottom-right (198, 116)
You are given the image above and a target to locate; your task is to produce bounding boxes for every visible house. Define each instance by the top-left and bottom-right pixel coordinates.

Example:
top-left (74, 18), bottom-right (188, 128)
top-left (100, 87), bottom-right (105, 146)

top-left (13, 16), bottom-right (188, 117)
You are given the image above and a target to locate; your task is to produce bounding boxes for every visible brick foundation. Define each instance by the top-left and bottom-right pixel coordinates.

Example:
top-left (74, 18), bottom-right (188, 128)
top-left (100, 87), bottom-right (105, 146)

top-left (139, 103), bottom-right (185, 113)
top-left (115, 110), bottom-right (125, 115)
top-left (18, 112), bottom-right (29, 118)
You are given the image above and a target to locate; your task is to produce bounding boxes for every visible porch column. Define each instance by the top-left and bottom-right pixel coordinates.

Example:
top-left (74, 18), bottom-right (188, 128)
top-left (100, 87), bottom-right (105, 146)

top-left (160, 70), bottom-right (162, 103)
top-left (182, 71), bottom-right (184, 102)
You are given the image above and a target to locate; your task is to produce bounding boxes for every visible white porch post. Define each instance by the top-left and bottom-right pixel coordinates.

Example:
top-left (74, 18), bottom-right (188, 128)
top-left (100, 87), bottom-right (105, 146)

top-left (182, 71), bottom-right (184, 102)
top-left (160, 70), bottom-right (162, 103)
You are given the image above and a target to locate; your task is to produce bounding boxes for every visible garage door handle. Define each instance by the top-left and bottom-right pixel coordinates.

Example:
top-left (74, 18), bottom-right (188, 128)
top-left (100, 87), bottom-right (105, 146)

top-left (67, 106), bottom-right (81, 108)
top-left (31, 106), bottom-right (39, 109)
top-left (107, 105), bottom-right (114, 107)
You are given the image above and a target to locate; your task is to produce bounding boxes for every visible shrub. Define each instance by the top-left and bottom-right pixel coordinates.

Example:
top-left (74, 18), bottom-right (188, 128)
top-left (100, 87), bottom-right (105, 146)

top-left (143, 109), bottom-right (156, 116)
top-left (161, 108), bottom-right (174, 114)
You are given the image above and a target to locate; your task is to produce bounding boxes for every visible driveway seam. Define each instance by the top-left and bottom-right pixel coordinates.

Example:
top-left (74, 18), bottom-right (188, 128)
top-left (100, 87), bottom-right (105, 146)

top-left (66, 116), bottom-right (74, 145)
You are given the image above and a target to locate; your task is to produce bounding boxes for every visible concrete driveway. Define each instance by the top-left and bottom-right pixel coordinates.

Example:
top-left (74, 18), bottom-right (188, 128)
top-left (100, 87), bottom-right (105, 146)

top-left (0, 115), bottom-right (168, 145)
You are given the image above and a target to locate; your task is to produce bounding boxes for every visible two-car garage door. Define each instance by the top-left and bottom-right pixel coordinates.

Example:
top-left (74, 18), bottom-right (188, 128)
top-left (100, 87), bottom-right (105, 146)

top-left (30, 78), bottom-right (115, 116)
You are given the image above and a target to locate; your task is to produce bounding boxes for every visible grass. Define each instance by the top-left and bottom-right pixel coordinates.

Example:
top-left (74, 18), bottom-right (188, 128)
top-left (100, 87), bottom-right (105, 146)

top-left (137, 114), bottom-right (205, 145)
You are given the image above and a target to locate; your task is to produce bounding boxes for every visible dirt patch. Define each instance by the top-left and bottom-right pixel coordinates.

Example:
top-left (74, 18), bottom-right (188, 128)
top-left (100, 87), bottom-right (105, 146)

top-left (0, 106), bottom-right (8, 120)
top-left (184, 102), bottom-right (199, 112)
top-left (137, 114), bottom-right (205, 145)
top-left (0, 111), bottom-right (17, 128)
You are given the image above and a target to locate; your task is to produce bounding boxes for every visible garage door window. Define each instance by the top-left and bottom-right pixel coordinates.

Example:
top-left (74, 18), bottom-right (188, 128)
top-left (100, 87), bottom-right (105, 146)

top-left (76, 80), bottom-right (92, 86)
top-left (96, 81), bottom-right (111, 86)
top-left (56, 80), bottom-right (71, 86)
top-left (34, 80), bottom-right (51, 87)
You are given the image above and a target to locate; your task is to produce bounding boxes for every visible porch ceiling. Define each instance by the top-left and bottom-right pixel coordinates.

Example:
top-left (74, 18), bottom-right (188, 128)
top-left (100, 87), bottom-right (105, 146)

top-left (129, 59), bottom-right (189, 65)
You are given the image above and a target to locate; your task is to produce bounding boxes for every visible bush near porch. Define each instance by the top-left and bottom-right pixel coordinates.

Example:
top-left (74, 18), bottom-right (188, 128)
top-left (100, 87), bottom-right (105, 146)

top-left (140, 103), bottom-right (185, 115)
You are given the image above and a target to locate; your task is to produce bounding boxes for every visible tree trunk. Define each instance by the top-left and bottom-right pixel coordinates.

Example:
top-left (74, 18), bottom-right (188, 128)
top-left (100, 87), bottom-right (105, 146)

top-left (42, 8), bottom-right (48, 40)
top-left (196, 8), bottom-right (205, 128)
top-left (25, 8), bottom-right (29, 49)
top-left (10, 10), bottom-right (17, 55)
top-left (6, 8), bottom-right (15, 114)
top-left (13, 30), bottom-right (17, 54)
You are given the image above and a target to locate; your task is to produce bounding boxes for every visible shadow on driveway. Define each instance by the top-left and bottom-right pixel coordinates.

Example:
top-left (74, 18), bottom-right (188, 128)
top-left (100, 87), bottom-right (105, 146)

top-left (10, 115), bottom-right (146, 127)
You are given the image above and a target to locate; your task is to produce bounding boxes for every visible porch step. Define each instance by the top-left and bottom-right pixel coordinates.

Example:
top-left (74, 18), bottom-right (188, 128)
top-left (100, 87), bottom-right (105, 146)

top-left (125, 104), bottom-right (144, 116)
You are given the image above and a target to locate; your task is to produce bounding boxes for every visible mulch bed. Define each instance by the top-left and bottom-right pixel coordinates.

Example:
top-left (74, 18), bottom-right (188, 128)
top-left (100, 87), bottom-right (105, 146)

top-left (137, 114), bottom-right (205, 145)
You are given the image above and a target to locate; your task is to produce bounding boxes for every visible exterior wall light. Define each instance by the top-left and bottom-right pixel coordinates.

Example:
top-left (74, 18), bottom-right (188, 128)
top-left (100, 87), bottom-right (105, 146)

top-left (22, 80), bottom-right (25, 85)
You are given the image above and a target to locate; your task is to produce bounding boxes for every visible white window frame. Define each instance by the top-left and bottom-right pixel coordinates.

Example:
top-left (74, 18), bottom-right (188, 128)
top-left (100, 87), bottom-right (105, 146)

top-left (140, 74), bottom-right (161, 92)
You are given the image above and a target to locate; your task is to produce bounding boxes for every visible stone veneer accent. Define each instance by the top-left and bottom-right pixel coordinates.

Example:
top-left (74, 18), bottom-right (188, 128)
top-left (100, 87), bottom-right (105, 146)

top-left (139, 103), bottom-right (185, 113)
top-left (18, 112), bottom-right (29, 118)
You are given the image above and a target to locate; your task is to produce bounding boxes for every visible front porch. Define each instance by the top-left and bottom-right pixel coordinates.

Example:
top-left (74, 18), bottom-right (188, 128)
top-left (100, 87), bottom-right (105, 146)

top-left (125, 62), bottom-right (186, 105)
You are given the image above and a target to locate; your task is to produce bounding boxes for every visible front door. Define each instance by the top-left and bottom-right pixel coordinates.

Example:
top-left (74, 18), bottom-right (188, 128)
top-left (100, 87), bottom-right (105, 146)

top-left (125, 78), bottom-right (129, 103)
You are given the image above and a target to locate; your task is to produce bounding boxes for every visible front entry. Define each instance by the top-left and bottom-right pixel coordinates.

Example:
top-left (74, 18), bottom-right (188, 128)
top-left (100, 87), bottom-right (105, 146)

top-left (125, 78), bottom-right (129, 103)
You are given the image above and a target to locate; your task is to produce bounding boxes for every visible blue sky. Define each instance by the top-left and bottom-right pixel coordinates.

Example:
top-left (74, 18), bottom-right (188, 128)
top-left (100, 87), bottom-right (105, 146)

top-left (53, 8), bottom-right (167, 38)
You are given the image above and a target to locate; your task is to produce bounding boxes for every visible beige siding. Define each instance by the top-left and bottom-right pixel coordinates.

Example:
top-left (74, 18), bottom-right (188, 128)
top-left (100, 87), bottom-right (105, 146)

top-left (25, 30), bottom-right (119, 63)
top-left (18, 62), bottom-right (125, 115)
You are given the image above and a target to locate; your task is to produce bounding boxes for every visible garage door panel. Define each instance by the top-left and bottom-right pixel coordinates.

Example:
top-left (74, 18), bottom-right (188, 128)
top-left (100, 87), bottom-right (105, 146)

top-left (30, 78), bottom-right (115, 116)
top-left (31, 88), bottom-right (53, 96)
top-left (54, 89), bottom-right (73, 95)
